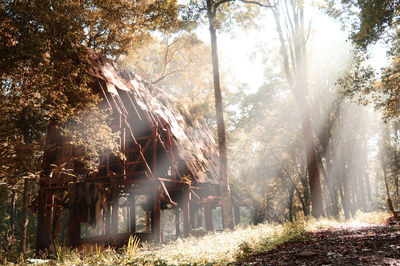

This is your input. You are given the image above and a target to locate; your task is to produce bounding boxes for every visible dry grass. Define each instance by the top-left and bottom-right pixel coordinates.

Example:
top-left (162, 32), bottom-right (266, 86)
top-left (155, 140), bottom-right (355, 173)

top-left (15, 211), bottom-right (391, 265)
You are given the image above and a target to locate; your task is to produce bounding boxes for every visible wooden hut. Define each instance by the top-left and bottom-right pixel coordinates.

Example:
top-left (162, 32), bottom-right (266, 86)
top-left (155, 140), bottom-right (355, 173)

top-left (35, 50), bottom-right (224, 251)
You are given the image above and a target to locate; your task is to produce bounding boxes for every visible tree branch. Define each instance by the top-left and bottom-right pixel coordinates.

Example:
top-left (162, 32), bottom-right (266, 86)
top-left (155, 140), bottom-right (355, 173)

top-left (214, 0), bottom-right (234, 10)
top-left (239, 0), bottom-right (277, 8)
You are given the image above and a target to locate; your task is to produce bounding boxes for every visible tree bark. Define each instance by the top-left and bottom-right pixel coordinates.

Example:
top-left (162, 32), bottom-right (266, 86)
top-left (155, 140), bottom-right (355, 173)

top-left (9, 186), bottom-right (16, 239)
top-left (381, 153), bottom-right (391, 200)
top-left (324, 151), bottom-right (340, 218)
top-left (206, 0), bottom-right (234, 230)
top-left (21, 178), bottom-right (30, 253)
top-left (339, 179), bottom-right (350, 220)
top-left (288, 184), bottom-right (295, 222)
top-left (299, 171), bottom-right (311, 217)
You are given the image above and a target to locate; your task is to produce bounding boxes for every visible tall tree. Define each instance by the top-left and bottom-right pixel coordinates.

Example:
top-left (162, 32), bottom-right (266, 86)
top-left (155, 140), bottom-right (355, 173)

top-left (206, 0), bottom-right (234, 230)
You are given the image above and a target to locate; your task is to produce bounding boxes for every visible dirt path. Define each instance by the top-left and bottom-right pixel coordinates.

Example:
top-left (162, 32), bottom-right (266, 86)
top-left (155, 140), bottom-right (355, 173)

top-left (239, 220), bottom-right (400, 265)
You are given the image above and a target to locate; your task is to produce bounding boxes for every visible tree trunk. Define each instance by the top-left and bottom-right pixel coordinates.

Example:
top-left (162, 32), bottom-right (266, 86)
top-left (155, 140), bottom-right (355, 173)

top-left (206, 0), bottom-right (234, 230)
top-left (325, 151), bottom-right (340, 218)
top-left (288, 184), bottom-right (295, 222)
top-left (300, 172), bottom-right (311, 217)
top-left (21, 178), bottom-right (30, 253)
top-left (9, 186), bottom-right (16, 239)
top-left (357, 173), bottom-right (367, 212)
top-left (36, 183), bottom-right (51, 254)
top-left (365, 171), bottom-right (372, 204)
top-left (341, 156), bottom-right (352, 219)
top-left (339, 179), bottom-right (350, 220)
top-left (381, 154), bottom-right (391, 200)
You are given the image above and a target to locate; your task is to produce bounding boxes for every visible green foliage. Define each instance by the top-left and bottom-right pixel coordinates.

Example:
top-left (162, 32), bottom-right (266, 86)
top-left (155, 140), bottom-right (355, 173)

top-left (235, 241), bottom-right (253, 260)
top-left (328, 0), bottom-right (398, 49)
top-left (327, 1), bottom-right (400, 120)
top-left (61, 106), bottom-right (121, 170)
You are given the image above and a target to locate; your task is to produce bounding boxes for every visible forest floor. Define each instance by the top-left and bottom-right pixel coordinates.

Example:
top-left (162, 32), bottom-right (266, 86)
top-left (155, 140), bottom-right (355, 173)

top-left (3, 212), bottom-right (392, 265)
top-left (238, 217), bottom-right (400, 265)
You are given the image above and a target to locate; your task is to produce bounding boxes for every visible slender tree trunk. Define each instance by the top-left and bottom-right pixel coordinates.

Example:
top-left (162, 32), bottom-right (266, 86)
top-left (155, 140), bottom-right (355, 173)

top-left (9, 186), bottom-right (16, 238)
top-left (36, 123), bottom-right (56, 254)
top-left (288, 184), bottom-right (295, 222)
top-left (325, 151), bottom-right (339, 218)
top-left (365, 171), bottom-right (372, 204)
top-left (339, 179), bottom-right (350, 220)
top-left (206, 0), bottom-right (234, 230)
top-left (394, 168), bottom-right (399, 204)
top-left (381, 155), bottom-right (391, 200)
top-left (350, 170), bottom-right (358, 215)
top-left (359, 174), bottom-right (367, 211)
top-left (300, 115), bottom-right (325, 218)
top-left (342, 158), bottom-right (352, 219)
top-left (21, 178), bottom-right (30, 253)
top-left (299, 171), bottom-right (311, 217)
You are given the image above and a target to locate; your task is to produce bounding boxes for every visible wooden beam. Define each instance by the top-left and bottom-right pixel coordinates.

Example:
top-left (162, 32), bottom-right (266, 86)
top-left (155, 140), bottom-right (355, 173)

top-left (67, 183), bottom-right (80, 246)
top-left (105, 203), bottom-right (111, 236)
top-left (175, 207), bottom-right (180, 239)
top-left (129, 193), bottom-right (136, 233)
top-left (205, 204), bottom-right (213, 232)
top-left (182, 185), bottom-right (190, 237)
top-left (128, 134), bottom-right (154, 176)
top-left (152, 186), bottom-right (162, 243)
top-left (49, 193), bottom-right (55, 242)
top-left (110, 184), bottom-right (119, 242)
top-left (36, 184), bottom-right (50, 253)
top-left (197, 208), bottom-right (202, 228)
top-left (153, 130), bottom-right (157, 177)
top-left (145, 210), bottom-right (150, 233)
top-left (190, 204), bottom-right (196, 229)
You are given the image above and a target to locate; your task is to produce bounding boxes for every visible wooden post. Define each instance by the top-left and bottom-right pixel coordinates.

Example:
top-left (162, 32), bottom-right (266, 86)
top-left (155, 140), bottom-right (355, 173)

top-left (197, 207), bottom-right (202, 228)
top-left (153, 130), bottom-right (157, 176)
top-left (204, 204), bottom-right (213, 232)
top-left (182, 185), bottom-right (191, 237)
top-left (67, 183), bottom-right (80, 246)
top-left (36, 184), bottom-right (50, 253)
top-left (110, 184), bottom-right (119, 241)
top-left (146, 205), bottom-right (150, 233)
top-left (44, 191), bottom-right (54, 251)
top-left (105, 204), bottom-right (111, 236)
top-left (49, 193), bottom-right (55, 238)
top-left (152, 185), bottom-right (162, 243)
top-left (120, 114), bottom-right (127, 178)
top-left (129, 193), bottom-right (136, 233)
top-left (190, 204), bottom-right (196, 229)
top-left (175, 207), bottom-right (180, 239)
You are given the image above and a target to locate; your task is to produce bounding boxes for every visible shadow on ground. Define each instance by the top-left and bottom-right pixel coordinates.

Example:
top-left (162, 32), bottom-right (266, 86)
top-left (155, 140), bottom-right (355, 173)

top-left (238, 220), bottom-right (400, 265)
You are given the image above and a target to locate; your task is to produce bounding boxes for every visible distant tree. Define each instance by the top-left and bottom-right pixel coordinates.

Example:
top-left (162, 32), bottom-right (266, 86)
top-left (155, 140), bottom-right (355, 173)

top-left (122, 33), bottom-right (216, 123)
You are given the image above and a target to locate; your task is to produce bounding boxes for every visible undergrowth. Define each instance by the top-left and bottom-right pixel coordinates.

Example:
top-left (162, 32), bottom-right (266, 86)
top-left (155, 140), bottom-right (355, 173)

top-left (2, 211), bottom-right (390, 265)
